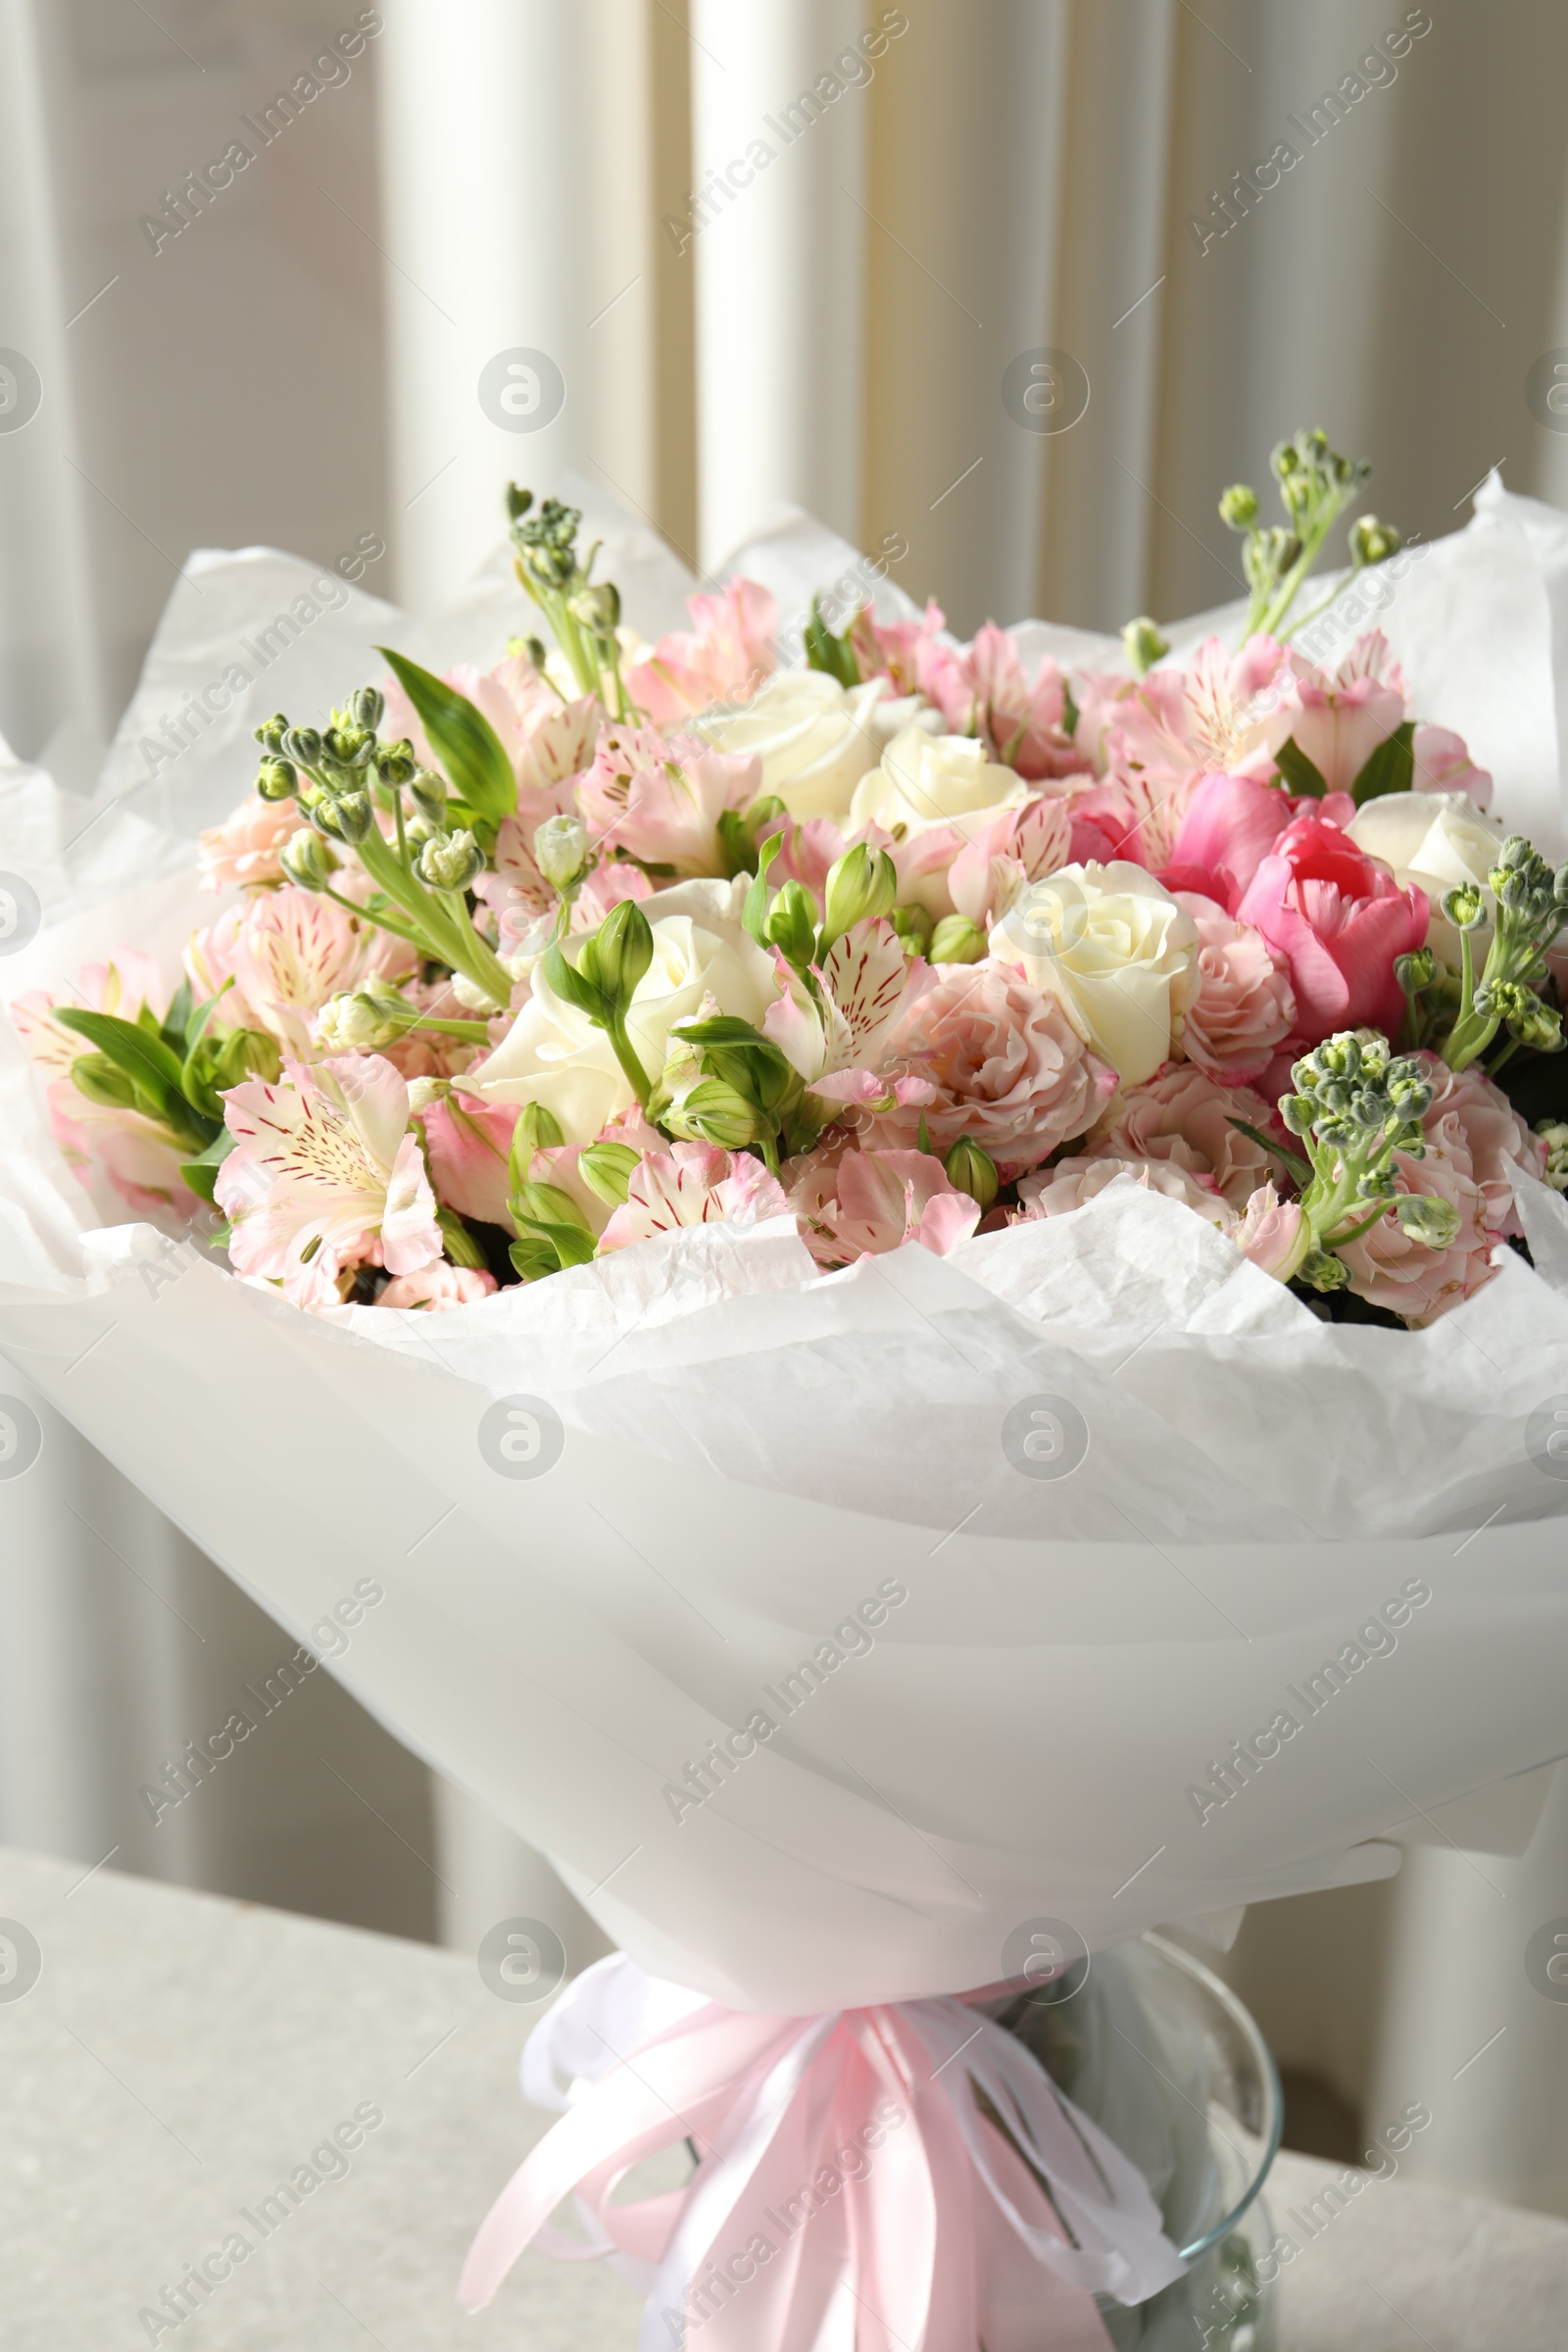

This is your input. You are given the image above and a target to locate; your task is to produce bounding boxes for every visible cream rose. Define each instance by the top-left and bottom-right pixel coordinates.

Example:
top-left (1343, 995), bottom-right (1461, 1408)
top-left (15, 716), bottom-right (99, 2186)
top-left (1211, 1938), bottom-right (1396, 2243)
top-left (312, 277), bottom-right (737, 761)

top-left (468, 878), bottom-right (775, 1142)
top-left (850, 722), bottom-right (1031, 844)
top-left (991, 861), bottom-right (1199, 1089)
top-left (1347, 792), bottom-right (1503, 965)
top-left (691, 670), bottom-right (919, 822)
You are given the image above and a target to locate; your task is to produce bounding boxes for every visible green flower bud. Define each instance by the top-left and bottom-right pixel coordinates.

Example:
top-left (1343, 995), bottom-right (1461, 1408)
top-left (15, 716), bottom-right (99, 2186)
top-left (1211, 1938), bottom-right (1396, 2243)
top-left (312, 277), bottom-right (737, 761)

top-left (279, 830), bottom-right (336, 891)
top-left (821, 844), bottom-right (898, 945)
top-left (1280, 1094), bottom-right (1315, 1136)
top-left (1298, 1248), bottom-right (1351, 1293)
top-left (407, 768), bottom-right (447, 823)
top-left (351, 686), bottom-right (385, 731)
top-left (1121, 616), bottom-right (1169, 679)
top-left (1443, 882), bottom-right (1486, 931)
top-left (929, 914), bottom-right (987, 965)
top-left (418, 828), bottom-right (484, 892)
top-left (256, 758), bottom-right (297, 802)
top-left (662, 1077), bottom-right (763, 1150)
top-left (1537, 1120), bottom-right (1568, 1193)
top-left (511, 1178), bottom-right (593, 1235)
top-left (325, 791), bottom-right (373, 845)
top-left (764, 881), bottom-right (819, 966)
top-left (1350, 515), bottom-right (1401, 568)
top-left (534, 813), bottom-right (590, 892)
top-left (524, 635), bottom-right (551, 674)
top-left (1394, 948), bottom-right (1437, 995)
top-left (316, 981), bottom-right (415, 1053)
top-left (281, 725), bottom-right (321, 766)
top-left (254, 712), bottom-right (289, 754)
top-left (514, 1101), bottom-right (564, 1155)
top-left (570, 581), bottom-right (620, 638)
top-left (1219, 484), bottom-right (1259, 531)
top-left (71, 1051), bottom-right (138, 1111)
top-left (944, 1138), bottom-right (999, 1211)
top-left (1500, 986), bottom-right (1564, 1054)
top-left (585, 897), bottom-right (655, 1011)
top-left (890, 905), bottom-right (933, 957)
top-left (1395, 1194), bottom-right (1462, 1249)
top-left (577, 1140), bottom-right (641, 1208)
top-left (376, 740), bottom-right (418, 788)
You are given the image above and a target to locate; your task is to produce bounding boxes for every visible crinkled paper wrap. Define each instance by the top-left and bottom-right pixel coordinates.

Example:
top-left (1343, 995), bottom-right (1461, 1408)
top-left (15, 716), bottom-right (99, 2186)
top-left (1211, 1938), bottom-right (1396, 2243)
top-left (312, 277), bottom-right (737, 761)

top-left (2, 479), bottom-right (1567, 2013)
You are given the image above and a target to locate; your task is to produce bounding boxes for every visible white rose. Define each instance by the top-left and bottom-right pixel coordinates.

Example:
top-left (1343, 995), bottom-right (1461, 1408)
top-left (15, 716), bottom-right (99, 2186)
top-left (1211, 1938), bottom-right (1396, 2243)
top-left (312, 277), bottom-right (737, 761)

top-left (691, 670), bottom-right (920, 822)
top-left (851, 722), bottom-right (1031, 842)
top-left (470, 878), bottom-right (776, 1142)
top-left (992, 861), bottom-right (1198, 1089)
top-left (1347, 791), bottom-right (1503, 964)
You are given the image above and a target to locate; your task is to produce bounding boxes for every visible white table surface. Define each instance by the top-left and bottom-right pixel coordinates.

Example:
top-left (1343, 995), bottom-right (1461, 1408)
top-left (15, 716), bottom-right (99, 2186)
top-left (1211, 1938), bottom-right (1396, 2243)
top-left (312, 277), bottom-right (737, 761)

top-left (1, 1845), bottom-right (1564, 2349)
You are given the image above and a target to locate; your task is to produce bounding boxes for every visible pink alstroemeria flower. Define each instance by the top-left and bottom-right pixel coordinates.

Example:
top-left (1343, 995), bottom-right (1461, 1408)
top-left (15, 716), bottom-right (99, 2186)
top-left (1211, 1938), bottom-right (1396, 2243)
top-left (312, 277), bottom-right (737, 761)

top-left (597, 1143), bottom-right (788, 1253)
top-left (216, 1054), bottom-right (442, 1309)
top-left (187, 887), bottom-right (411, 1059)
top-left (1281, 668), bottom-right (1405, 798)
top-left (786, 1144), bottom-right (981, 1268)
top-left (1235, 812), bottom-right (1428, 1049)
top-left (948, 795), bottom-right (1074, 928)
top-left (762, 918), bottom-right (933, 1095)
top-left (419, 1092), bottom-right (520, 1228)
top-left (623, 579), bottom-right (778, 724)
top-left (577, 724), bottom-right (760, 875)
top-left (1412, 723), bottom-right (1494, 809)
top-left (12, 952), bottom-right (197, 1218)
top-left (382, 652), bottom-right (599, 796)
top-left (197, 794), bottom-right (306, 891)
top-left (920, 624), bottom-right (1078, 781)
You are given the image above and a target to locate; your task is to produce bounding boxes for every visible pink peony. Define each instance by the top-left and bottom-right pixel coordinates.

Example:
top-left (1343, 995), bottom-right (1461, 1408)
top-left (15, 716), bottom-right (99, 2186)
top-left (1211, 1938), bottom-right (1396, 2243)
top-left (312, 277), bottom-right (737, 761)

top-left (198, 795), bottom-right (306, 891)
top-left (597, 1143), bottom-right (788, 1252)
top-left (1161, 772), bottom-right (1295, 910)
top-left (1084, 1064), bottom-right (1279, 1211)
top-left (786, 1143), bottom-right (982, 1268)
top-left (1336, 1131), bottom-right (1495, 1327)
top-left (377, 1263), bottom-right (498, 1310)
top-left (623, 580), bottom-right (778, 724)
top-left (1174, 892), bottom-right (1298, 1085)
top-left (1412, 723), bottom-right (1494, 809)
top-left (1014, 1155), bottom-right (1236, 1232)
top-left (419, 1093), bottom-right (520, 1227)
top-left (216, 1054), bottom-right (442, 1310)
top-left (1234, 813), bottom-right (1428, 1049)
top-left (1415, 1054), bottom-right (1544, 1240)
top-left (875, 961), bottom-right (1115, 1177)
top-left (577, 723), bottom-right (760, 874)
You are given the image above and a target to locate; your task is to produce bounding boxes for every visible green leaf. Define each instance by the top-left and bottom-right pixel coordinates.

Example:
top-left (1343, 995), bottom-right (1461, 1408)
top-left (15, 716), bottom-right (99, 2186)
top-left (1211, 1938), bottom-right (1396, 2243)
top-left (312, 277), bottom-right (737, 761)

top-left (162, 978), bottom-right (194, 1050)
top-left (742, 830), bottom-right (783, 950)
top-left (1350, 719), bottom-right (1416, 808)
top-left (177, 1128), bottom-right (236, 1202)
top-left (1227, 1116), bottom-right (1312, 1187)
top-left (1061, 679), bottom-right (1080, 739)
top-left (435, 1207), bottom-right (487, 1269)
top-left (377, 646), bottom-right (516, 826)
top-left (509, 1233), bottom-right (565, 1284)
top-left (804, 595), bottom-right (859, 688)
top-left (1273, 735), bottom-right (1328, 798)
top-left (54, 1006), bottom-right (216, 1143)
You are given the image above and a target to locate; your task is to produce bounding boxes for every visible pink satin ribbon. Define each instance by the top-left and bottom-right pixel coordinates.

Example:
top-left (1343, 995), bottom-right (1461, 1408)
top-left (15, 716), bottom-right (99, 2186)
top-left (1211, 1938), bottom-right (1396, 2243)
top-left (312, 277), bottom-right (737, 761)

top-left (460, 1956), bottom-right (1187, 2351)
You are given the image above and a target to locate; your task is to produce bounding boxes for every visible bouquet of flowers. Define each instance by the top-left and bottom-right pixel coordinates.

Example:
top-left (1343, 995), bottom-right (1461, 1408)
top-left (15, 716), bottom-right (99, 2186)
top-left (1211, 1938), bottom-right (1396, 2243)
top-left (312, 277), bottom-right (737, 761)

top-left (4, 435), bottom-right (1568, 2351)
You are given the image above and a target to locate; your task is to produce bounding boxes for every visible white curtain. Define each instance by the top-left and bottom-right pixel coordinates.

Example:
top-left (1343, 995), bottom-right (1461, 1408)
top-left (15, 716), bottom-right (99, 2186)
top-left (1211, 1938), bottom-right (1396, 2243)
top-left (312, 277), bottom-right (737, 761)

top-left (5, 0), bottom-right (1568, 2207)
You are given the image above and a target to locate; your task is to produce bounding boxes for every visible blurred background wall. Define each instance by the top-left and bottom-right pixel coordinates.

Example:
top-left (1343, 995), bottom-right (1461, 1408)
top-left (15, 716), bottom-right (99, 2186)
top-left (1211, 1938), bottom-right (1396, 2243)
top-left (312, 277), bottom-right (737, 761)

top-left (3, 0), bottom-right (1568, 2212)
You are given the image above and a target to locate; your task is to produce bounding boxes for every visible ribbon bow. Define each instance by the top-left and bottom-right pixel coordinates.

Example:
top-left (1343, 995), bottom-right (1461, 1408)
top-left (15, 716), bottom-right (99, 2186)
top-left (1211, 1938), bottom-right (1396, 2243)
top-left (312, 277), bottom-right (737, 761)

top-left (461, 1955), bottom-right (1187, 2351)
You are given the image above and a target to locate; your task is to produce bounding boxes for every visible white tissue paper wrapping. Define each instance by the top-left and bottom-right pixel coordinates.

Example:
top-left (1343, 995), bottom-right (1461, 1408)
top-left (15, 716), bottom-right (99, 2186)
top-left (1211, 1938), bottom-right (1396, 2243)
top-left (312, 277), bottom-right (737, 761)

top-left (3, 477), bottom-right (1568, 2015)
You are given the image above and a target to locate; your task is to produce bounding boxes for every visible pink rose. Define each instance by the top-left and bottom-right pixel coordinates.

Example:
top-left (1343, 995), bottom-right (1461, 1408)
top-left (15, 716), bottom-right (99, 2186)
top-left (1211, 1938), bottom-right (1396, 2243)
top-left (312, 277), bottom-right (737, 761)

top-left (577, 723), bottom-right (760, 874)
top-left (785, 1144), bottom-right (981, 1267)
top-left (876, 962), bottom-right (1115, 1178)
top-left (598, 1143), bottom-right (788, 1252)
top-left (1234, 813), bottom-right (1428, 1048)
top-left (1336, 1131), bottom-right (1494, 1327)
top-left (377, 1263), bottom-right (498, 1310)
top-left (1174, 893), bottom-right (1297, 1085)
top-left (1014, 1155), bottom-right (1236, 1232)
top-left (1084, 1063), bottom-right (1279, 1210)
top-left (197, 795), bottom-right (306, 891)
top-left (623, 580), bottom-right (778, 725)
top-left (1415, 1054), bottom-right (1544, 1240)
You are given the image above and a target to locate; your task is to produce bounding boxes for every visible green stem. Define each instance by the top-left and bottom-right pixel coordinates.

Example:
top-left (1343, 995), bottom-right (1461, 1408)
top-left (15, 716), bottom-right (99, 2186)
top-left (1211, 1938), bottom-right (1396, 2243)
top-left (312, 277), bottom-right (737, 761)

top-left (1487, 1036), bottom-right (1520, 1078)
top-left (413, 1015), bottom-right (495, 1043)
top-left (438, 891), bottom-right (513, 1008)
top-left (606, 1016), bottom-right (652, 1107)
